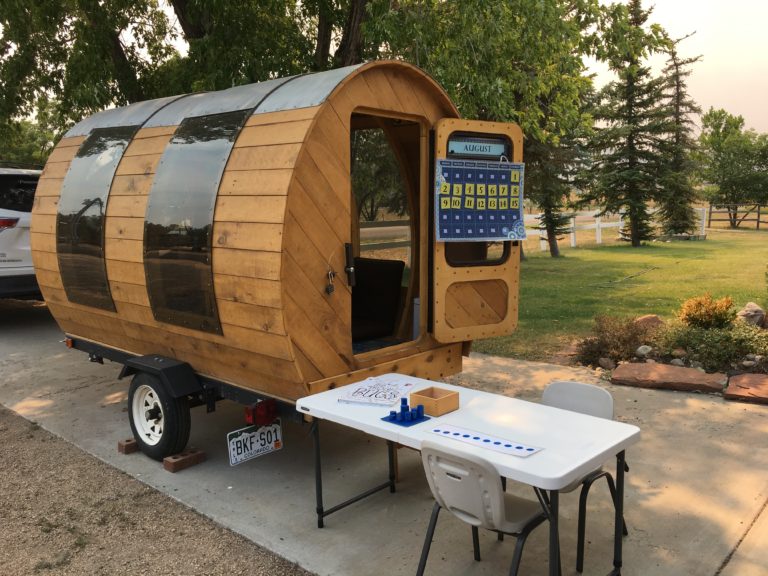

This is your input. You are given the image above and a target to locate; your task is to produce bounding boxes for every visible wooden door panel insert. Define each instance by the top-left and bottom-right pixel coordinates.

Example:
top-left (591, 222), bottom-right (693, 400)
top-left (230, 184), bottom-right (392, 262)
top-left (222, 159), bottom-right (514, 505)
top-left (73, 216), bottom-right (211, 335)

top-left (445, 280), bottom-right (508, 328)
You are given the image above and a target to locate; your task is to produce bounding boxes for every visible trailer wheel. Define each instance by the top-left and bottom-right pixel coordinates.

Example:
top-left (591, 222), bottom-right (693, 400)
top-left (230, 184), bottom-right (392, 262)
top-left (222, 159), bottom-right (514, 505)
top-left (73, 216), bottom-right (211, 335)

top-left (128, 373), bottom-right (190, 461)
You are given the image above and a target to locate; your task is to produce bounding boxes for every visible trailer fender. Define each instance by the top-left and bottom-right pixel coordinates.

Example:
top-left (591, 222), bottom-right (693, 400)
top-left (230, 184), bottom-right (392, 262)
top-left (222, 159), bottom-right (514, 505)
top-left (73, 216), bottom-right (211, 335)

top-left (119, 355), bottom-right (202, 399)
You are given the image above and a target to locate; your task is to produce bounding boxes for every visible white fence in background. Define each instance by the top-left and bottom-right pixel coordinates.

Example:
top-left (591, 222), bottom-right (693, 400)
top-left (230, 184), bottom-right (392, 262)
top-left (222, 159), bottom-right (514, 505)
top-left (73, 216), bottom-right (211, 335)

top-left (524, 207), bottom-right (708, 251)
top-left (358, 208), bottom-right (708, 253)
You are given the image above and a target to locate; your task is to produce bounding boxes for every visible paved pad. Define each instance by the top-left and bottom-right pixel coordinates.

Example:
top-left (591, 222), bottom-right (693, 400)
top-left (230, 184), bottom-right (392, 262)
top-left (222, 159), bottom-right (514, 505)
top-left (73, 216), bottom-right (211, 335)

top-left (2, 300), bottom-right (767, 576)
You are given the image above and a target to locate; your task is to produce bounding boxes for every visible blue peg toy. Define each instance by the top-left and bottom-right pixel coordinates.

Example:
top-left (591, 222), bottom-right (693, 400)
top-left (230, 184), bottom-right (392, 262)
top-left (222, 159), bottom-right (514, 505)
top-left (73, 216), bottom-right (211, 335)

top-left (381, 397), bottom-right (430, 427)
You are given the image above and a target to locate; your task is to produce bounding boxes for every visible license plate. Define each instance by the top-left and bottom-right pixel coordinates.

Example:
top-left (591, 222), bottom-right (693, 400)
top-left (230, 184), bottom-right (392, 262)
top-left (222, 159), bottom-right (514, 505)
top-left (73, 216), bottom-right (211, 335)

top-left (227, 419), bottom-right (283, 466)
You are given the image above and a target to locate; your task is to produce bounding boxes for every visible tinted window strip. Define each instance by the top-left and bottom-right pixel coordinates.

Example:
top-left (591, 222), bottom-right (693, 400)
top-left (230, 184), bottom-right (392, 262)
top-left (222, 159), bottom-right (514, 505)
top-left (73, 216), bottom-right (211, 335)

top-left (143, 109), bottom-right (251, 334)
top-left (56, 126), bottom-right (139, 310)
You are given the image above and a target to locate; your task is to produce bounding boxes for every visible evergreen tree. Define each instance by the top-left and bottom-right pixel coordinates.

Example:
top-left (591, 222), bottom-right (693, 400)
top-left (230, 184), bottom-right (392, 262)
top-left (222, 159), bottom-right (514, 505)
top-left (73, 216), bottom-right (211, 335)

top-left (524, 59), bottom-right (597, 257)
top-left (525, 139), bottom-right (575, 258)
top-left (657, 40), bottom-right (701, 235)
top-left (526, 122), bottom-right (592, 257)
top-left (586, 0), bottom-right (669, 246)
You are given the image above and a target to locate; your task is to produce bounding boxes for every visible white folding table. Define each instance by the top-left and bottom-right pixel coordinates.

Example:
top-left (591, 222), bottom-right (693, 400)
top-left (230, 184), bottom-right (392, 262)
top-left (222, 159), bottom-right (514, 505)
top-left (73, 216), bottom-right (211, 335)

top-left (296, 374), bottom-right (641, 576)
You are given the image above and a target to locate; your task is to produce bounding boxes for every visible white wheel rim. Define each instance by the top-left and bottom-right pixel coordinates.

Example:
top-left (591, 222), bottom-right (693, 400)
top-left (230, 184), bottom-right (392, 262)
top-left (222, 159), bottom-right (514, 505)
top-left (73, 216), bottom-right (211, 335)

top-left (132, 384), bottom-right (164, 446)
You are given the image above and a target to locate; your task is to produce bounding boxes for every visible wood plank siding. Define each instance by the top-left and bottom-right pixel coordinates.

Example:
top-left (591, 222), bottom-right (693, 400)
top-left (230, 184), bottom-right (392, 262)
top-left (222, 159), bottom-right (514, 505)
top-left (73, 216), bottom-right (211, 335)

top-left (284, 63), bottom-right (459, 390)
top-left (33, 62), bottom-right (471, 402)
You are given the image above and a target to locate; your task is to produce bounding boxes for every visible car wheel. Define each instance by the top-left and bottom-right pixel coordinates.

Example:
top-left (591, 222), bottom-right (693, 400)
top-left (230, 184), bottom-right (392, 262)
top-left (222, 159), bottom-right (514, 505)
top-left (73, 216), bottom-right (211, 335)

top-left (128, 373), bottom-right (190, 460)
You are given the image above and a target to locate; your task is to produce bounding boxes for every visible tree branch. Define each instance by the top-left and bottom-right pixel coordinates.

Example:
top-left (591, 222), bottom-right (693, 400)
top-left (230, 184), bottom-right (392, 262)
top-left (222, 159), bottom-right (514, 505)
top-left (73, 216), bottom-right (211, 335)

top-left (169, 0), bottom-right (208, 40)
top-left (313, 4), bottom-right (333, 71)
top-left (334, 0), bottom-right (369, 67)
top-left (77, 0), bottom-right (145, 103)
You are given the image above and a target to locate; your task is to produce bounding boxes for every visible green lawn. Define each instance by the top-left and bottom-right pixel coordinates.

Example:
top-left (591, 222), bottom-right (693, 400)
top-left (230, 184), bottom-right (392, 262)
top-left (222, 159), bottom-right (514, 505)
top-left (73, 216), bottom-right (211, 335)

top-left (474, 228), bottom-right (768, 361)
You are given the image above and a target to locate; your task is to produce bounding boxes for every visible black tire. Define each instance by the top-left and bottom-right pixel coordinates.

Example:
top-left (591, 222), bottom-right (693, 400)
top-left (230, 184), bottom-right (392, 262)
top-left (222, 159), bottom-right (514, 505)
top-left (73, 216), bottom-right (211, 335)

top-left (127, 372), bottom-right (191, 461)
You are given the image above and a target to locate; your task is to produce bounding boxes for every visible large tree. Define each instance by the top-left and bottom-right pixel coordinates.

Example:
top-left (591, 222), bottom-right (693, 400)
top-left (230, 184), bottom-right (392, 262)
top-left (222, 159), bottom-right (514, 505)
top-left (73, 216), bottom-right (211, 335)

top-left (525, 111), bottom-right (593, 257)
top-left (585, 0), bottom-right (669, 246)
top-left (0, 0), bottom-right (373, 135)
top-left (699, 107), bottom-right (768, 226)
top-left (3, 0), bottom-right (615, 238)
top-left (656, 39), bottom-right (701, 235)
top-left (0, 0), bottom-right (174, 127)
top-left (369, 0), bottom-right (601, 143)
top-left (370, 0), bottom-right (603, 257)
top-left (520, 13), bottom-right (600, 258)
top-left (159, 1), bottom-right (311, 92)
top-left (0, 97), bottom-right (58, 165)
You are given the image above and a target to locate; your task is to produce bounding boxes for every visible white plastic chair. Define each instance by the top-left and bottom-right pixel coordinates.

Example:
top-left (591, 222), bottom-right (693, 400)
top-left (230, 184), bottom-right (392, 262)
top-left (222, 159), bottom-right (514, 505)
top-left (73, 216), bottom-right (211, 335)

top-left (417, 440), bottom-right (547, 576)
top-left (541, 380), bottom-right (629, 573)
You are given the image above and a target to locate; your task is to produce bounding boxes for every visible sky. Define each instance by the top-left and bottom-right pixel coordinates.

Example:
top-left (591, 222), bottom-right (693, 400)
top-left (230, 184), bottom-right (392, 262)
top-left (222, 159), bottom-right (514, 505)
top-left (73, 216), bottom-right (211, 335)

top-left (586, 0), bottom-right (768, 133)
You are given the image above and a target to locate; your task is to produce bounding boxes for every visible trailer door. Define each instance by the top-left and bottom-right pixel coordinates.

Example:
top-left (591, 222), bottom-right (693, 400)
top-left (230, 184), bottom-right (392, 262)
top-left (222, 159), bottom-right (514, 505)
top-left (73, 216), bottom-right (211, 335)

top-left (431, 118), bottom-right (524, 344)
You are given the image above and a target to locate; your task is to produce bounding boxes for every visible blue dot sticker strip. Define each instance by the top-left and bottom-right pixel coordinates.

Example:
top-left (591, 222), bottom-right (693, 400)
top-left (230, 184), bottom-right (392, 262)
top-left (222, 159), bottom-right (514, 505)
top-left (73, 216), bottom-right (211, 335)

top-left (429, 424), bottom-right (542, 458)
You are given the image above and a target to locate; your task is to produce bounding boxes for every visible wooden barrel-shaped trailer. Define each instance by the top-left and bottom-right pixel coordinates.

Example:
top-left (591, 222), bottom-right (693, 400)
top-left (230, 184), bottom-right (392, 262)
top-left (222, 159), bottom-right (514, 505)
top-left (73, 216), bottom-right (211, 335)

top-left (32, 61), bottom-right (523, 413)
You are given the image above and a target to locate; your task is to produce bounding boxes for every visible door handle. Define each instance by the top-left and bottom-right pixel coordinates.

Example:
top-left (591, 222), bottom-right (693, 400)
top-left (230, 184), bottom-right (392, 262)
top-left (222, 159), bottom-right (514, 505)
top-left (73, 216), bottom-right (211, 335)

top-left (344, 243), bottom-right (356, 287)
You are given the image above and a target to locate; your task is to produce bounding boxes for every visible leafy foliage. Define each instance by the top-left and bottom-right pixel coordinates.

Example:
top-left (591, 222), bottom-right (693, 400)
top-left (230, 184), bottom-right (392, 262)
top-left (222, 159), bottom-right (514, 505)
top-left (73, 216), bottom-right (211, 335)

top-left (698, 108), bottom-right (768, 225)
top-left (576, 314), bottom-right (659, 366)
top-left (526, 137), bottom-right (579, 258)
top-left (654, 321), bottom-right (768, 373)
top-left (0, 0), bottom-right (175, 127)
top-left (351, 129), bottom-right (407, 221)
top-left (0, 98), bottom-right (58, 165)
top-left (525, 90), bottom-right (595, 257)
top-left (158, 0), bottom-right (312, 94)
top-left (678, 294), bottom-right (734, 329)
top-left (368, 0), bottom-right (600, 143)
top-left (0, 0), bottom-right (370, 135)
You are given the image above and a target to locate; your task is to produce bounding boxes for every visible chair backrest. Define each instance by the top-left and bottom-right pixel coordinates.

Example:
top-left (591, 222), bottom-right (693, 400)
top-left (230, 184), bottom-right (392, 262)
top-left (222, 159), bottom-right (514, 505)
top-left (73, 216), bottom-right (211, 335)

top-left (421, 440), bottom-right (505, 531)
top-left (542, 380), bottom-right (614, 420)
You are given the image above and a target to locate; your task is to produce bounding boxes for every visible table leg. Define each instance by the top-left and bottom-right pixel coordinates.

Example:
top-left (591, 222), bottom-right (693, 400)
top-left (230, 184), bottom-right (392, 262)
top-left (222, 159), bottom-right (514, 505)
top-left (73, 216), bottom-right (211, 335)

top-left (312, 420), bottom-right (324, 528)
top-left (387, 440), bottom-right (396, 493)
top-left (609, 450), bottom-right (626, 576)
top-left (311, 419), bottom-right (397, 528)
top-left (548, 490), bottom-right (561, 576)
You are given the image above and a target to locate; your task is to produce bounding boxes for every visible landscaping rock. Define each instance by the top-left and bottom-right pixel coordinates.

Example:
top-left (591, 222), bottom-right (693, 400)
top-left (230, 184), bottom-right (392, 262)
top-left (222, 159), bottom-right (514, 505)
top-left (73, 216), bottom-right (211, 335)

top-left (671, 348), bottom-right (687, 358)
top-left (741, 360), bottom-right (757, 369)
top-left (598, 357), bottom-right (616, 370)
top-left (633, 314), bottom-right (665, 331)
top-left (690, 361), bottom-right (704, 370)
top-left (724, 373), bottom-right (768, 404)
top-left (636, 345), bottom-right (653, 357)
top-left (670, 359), bottom-right (685, 367)
top-left (611, 363), bottom-right (727, 393)
top-left (736, 302), bottom-right (765, 327)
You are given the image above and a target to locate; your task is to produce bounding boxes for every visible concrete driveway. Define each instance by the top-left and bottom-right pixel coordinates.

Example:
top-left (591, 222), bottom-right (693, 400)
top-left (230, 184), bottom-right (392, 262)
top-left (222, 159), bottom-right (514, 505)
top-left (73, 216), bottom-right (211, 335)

top-left (1, 299), bottom-right (766, 576)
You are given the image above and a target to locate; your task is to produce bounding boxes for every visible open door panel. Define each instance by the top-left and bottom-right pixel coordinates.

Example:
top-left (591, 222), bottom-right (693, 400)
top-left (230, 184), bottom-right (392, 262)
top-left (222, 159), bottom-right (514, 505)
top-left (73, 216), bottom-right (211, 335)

top-left (432, 118), bottom-right (524, 344)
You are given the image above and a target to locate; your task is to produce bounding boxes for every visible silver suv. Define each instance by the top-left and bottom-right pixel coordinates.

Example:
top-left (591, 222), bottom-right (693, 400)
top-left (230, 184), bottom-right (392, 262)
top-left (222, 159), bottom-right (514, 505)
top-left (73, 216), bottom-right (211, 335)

top-left (0, 167), bottom-right (42, 298)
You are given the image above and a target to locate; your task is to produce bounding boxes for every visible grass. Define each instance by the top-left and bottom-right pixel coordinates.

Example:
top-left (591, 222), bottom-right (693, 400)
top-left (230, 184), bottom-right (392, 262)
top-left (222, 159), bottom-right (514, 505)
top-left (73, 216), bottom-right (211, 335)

top-left (474, 228), bottom-right (768, 361)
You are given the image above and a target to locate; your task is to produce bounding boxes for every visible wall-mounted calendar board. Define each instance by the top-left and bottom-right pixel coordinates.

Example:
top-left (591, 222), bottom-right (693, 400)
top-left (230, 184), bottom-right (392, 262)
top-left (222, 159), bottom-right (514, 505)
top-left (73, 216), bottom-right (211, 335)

top-left (435, 158), bottom-right (526, 242)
